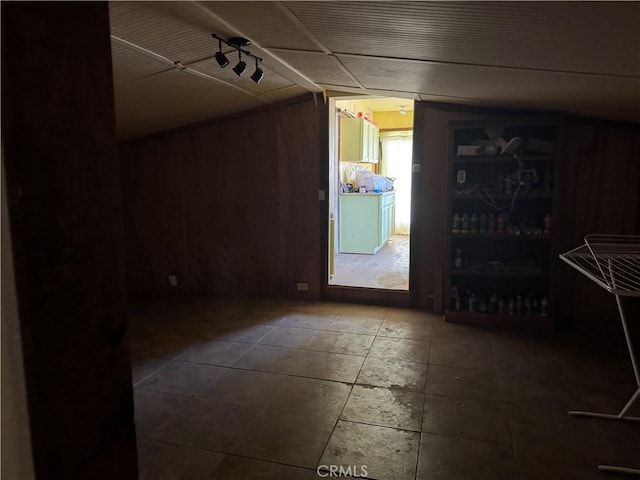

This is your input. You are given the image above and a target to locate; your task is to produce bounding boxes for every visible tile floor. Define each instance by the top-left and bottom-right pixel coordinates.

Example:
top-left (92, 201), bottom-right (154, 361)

top-left (129, 297), bottom-right (640, 479)
top-left (332, 234), bottom-right (409, 290)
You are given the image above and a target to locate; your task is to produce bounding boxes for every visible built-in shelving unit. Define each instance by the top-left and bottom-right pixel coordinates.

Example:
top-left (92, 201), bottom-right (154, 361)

top-left (444, 118), bottom-right (560, 328)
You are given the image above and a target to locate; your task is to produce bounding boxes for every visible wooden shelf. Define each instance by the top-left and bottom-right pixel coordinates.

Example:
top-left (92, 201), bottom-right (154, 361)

top-left (450, 191), bottom-right (553, 200)
top-left (445, 118), bottom-right (559, 328)
top-left (445, 310), bottom-right (553, 328)
top-left (450, 155), bottom-right (554, 164)
top-left (451, 233), bottom-right (550, 241)
top-left (451, 268), bottom-right (547, 279)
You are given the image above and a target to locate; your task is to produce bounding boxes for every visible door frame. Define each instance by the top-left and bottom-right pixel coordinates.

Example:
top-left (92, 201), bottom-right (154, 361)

top-left (322, 95), bottom-right (414, 306)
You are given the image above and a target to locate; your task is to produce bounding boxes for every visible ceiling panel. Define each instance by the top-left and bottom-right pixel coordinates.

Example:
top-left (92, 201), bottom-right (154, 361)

top-left (108, 0), bottom-right (639, 137)
top-left (110, 41), bottom-right (173, 85)
top-left (114, 69), bottom-right (263, 139)
top-left (269, 50), bottom-right (361, 88)
top-left (200, 1), bottom-right (321, 51)
top-left (339, 55), bottom-right (640, 122)
top-left (287, 1), bottom-right (640, 77)
top-left (109, 2), bottom-right (220, 64)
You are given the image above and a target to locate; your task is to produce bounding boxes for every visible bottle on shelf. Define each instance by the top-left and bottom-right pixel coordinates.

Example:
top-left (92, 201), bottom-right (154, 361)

top-left (540, 296), bottom-right (549, 316)
top-left (452, 213), bottom-right (461, 233)
top-left (478, 296), bottom-right (488, 313)
top-left (470, 213), bottom-right (478, 234)
top-left (450, 286), bottom-right (459, 310)
top-left (508, 298), bottom-right (515, 315)
top-left (468, 293), bottom-right (477, 312)
top-left (498, 298), bottom-right (505, 314)
top-left (461, 213), bottom-right (470, 234)
top-left (479, 213), bottom-right (488, 234)
top-left (454, 249), bottom-right (463, 268)
top-left (489, 294), bottom-right (499, 314)
top-left (516, 295), bottom-right (523, 314)
top-left (524, 297), bottom-right (532, 315)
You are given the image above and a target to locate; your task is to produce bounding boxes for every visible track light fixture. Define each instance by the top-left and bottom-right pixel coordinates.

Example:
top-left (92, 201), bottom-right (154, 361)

top-left (211, 33), bottom-right (264, 83)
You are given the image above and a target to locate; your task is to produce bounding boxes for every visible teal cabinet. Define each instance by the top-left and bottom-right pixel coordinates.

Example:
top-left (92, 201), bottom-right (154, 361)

top-left (339, 118), bottom-right (379, 163)
top-left (339, 192), bottom-right (395, 254)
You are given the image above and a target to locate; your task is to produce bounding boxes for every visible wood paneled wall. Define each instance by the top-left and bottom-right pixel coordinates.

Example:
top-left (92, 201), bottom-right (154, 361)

top-left (1, 3), bottom-right (138, 478)
top-left (120, 96), bottom-right (327, 299)
top-left (121, 96), bottom-right (639, 324)
top-left (555, 121), bottom-right (640, 323)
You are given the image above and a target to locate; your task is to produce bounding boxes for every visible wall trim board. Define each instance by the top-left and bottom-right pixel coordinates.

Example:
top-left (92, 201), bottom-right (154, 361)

top-left (379, 127), bottom-right (414, 133)
top-left (318, 100), bottom-right (330, 297)
top-left (119, 93), bottom-right (319, 144)
top-left (324, 285), bottom-right (411, 307)
top-left (564, 115), bottom-right (640, 129)
top-left (409, 101), bottom-right (425, 308)
top-left (419, 100), bottom-right (557, 119)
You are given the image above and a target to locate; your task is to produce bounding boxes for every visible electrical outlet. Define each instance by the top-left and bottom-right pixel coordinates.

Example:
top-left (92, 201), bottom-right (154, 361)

top-left (168, 275), bottom-right (178, 287)
top-left (296, 282), bottom-right (309, 291)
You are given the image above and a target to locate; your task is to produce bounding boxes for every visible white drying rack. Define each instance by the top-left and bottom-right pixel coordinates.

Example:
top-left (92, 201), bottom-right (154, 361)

top-left (560, 234), bottom-right (640, 476)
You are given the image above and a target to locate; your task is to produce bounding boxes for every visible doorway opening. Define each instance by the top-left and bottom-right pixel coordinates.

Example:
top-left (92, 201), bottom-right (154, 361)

top-left (328, 96), bottom-right (414, 290)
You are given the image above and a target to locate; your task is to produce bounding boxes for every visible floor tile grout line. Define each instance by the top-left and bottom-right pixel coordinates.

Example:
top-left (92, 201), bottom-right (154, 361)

top-left (137, 433), bottom-right (324, 473)
top-left (131, 360), bottom-right (174, 388)
top-left (314, 328), bottom-right (376, 470)
top-left (264, 323), bottom-right (381, 337)
top-left (422, 390), bottom-right (507, 404)
top-left (334, 418), bottom-right (423, 434)
top-left (489, 335), bottom-right (526, 480)
top-left (194, 362), bottom-right (357, 388)
top-left (313, 382), bottom-right (357, 469)
top-left (415, 362), bottom-right (431, 480)
top-left (238, 339), bottom-right (372, 359)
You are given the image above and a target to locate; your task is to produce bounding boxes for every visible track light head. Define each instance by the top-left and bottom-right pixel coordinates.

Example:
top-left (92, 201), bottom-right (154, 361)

top-left (233, 60), bottom-right (247, 76)
top-left (250, 67), bottom-right (264, 84)
top-left (215, 51), bottom-right (230, 68)
top-left (250, 58), bottom-right (263, 84)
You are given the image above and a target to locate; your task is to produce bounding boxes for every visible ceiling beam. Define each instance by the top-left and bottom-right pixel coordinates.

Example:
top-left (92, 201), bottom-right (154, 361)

top-left (268, 47), bottom-right (640, 80)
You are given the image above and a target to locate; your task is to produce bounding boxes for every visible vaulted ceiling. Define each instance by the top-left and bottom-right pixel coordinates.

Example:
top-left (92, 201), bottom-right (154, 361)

top-left (110, 1), bottom-right (640, 139)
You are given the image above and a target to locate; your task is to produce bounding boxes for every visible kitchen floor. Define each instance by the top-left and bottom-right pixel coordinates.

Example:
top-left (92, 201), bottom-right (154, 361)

top-left (129, 297), bottom-right (640, 480)
top-left (333, 234), bottom-right (409, 290)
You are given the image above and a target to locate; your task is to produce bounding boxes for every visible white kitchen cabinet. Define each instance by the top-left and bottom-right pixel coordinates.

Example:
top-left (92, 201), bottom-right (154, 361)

top-left (339, 117), bottom-right (379, 163)
top-left (339, 192), bottom-right (395, 254)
